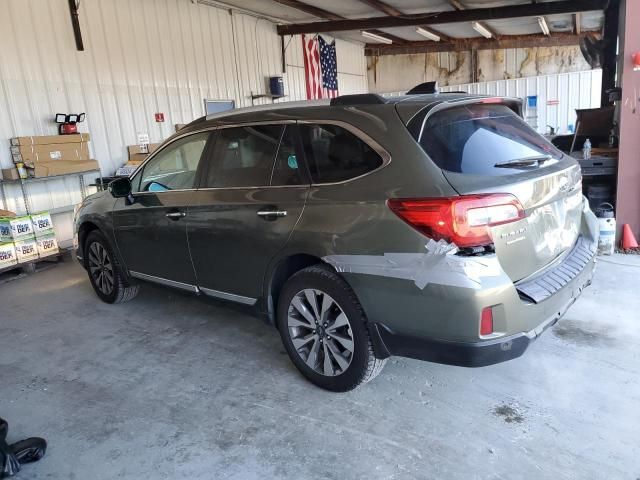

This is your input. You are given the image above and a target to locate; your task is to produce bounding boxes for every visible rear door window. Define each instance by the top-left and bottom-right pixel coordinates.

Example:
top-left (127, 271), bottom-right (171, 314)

top-left (299, 124), bottom-right (383, 183)
top-left (410, 104), bottom-right (563, 176)
top-left (204, 125), bottom-right (283, 188)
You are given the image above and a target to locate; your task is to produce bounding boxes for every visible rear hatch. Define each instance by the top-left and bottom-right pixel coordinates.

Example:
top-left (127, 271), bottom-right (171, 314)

top-left (405, 100), bottom-right (583, 282)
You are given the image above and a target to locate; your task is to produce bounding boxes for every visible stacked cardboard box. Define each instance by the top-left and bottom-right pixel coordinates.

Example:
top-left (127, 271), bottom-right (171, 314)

top-left (116, 143), bottom-right (160, 176)
top-left (0, 210), bottom-right (58, 270)
top-left (127, 143), bottom-right (160, 165)
top-left (6, 134), bottom-right (99, 178)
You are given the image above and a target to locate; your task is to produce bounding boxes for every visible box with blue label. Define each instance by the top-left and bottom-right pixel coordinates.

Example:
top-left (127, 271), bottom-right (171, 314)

top-left (30, 211), bottom-right (54, 237)
top-left (0, 215), bottom-right (34, 241)
top-left (14, 236), bottom-right (39, 263)
top-left (0, 242), bottom-right (18, 269)
top-left (36, 233), bottom-right (59, 258)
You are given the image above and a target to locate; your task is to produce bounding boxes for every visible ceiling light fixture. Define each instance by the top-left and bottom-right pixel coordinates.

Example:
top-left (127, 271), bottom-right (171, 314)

top-left (416, 27), bottom-right (441, 41)
top-left (472, 21), bottom-right (492, 39)
top-left (537, 16), bottom-right (550, 36)
top-left (361, 30), bottom-right (392, 44)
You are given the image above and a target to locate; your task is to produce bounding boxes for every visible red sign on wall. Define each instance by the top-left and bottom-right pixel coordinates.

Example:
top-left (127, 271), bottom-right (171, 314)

top-left (155, 113), bottom-right (165, 122)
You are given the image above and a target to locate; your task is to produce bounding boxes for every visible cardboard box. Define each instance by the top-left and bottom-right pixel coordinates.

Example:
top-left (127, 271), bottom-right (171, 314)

top-left (12, 142), bottom-right (90, 163)
top-left (0, 215), bottom-right (34, 241)
top-left (36, 233), bottom-right (59, 258)
top-left (31, 212), bottom-right (54, 236)
top-left (27, 159), bottom-right (99, 178)
top-left (11, 133), bottom-right (90, 146)
top-left (14, 236), bottom-right (39, 263)
top-left (0, 242), bottom-right (17, 269)
top-left (0, 209), bottom-right (16, 218)
top-left (1, 168), bottom-right (20, 181)
top-left (127, 143), bottom-right (160, 163)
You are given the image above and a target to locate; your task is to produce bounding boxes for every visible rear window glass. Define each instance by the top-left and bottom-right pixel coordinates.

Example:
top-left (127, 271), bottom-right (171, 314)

top-left (411, 104), bottom-right (562, 176)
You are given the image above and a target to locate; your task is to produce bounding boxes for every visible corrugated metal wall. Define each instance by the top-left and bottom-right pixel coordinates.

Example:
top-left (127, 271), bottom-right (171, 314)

top-left (0, 0), bottom-right (367, 247)
top-left (284, 35), bottom-right (368, 101)
top-left (383, 69), bottom-right (602, 135)
top-left (367, 46), bottom-right (592, 95)
top-left (0, 0), bottom-right (367, 175)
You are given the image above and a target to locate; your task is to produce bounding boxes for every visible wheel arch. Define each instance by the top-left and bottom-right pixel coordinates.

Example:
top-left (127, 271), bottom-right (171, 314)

top-left (79, 220), bottom-right (131, 284)
top-left (77, 221), bottom-right (101, 266)
top-left (265, 253), bottom-right (326, 326)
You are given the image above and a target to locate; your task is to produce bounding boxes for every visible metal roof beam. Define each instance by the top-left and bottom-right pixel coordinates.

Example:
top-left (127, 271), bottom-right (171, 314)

top-left (364, 32), bottom-right (597, 56)
top-left (271, 0), bottom-right (407, 43)
top-left (448, 0), bottom-right (499, 39)
top-left (277, 0), bottom-right (606, 36)
top-left (356, 0), bottom-right (451, 41)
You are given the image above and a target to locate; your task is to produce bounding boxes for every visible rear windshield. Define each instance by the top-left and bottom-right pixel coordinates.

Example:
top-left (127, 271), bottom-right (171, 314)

top-left (410, 103), bottom-right (563, 176)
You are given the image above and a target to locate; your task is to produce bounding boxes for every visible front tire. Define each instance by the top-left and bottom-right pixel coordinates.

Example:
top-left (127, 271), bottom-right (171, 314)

top-left (277, 265), bottom-right (386, 392)
top-left (85, 230), bottom-right (139, 304)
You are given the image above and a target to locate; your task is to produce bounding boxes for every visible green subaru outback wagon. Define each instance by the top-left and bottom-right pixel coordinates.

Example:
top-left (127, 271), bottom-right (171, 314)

top-left (75, 93), bottom-right (598, 391)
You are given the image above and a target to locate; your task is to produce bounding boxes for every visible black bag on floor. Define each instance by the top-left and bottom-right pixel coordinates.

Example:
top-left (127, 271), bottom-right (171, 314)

top-left (0, 418), bottom-right (46, 478)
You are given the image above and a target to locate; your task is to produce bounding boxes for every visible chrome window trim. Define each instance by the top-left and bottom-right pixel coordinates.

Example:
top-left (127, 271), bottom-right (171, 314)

top-left (200, 287), bottom-right (257, 305)
top-left (130, 119), bottom-right (391, 193)
top-left (129, 271), bottom-right (199, 293)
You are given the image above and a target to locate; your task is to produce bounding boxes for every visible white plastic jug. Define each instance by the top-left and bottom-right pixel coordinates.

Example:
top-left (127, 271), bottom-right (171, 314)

top-left (595, 203), bottom-right (615, 255)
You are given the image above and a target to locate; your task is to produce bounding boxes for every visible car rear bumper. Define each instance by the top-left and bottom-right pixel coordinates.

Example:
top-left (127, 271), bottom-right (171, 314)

top-left (366, 244), bottom-right (596, 367)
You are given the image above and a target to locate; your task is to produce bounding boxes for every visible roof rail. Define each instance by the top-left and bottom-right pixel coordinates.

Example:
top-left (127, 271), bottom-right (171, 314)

top-left (330, 94), bottom-right (386, 106)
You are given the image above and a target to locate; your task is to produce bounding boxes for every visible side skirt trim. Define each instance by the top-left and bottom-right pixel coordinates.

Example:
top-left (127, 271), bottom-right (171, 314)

top-left (129, 271), bottom-right (199, 293)
top-left (200, 287), bottom-right (257, 305)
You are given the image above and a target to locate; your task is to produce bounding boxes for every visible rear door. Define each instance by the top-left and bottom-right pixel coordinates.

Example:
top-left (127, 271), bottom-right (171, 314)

top-left (187, 123), bottom-right (309, 303)
top-left (113, 132), bottom-right (211, 288)
top-left (409, 102), bottom-right (584, 281)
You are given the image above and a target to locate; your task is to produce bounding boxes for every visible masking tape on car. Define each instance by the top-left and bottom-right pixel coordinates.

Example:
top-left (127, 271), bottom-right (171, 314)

top-left (323, 239), bottom-right (504, 290)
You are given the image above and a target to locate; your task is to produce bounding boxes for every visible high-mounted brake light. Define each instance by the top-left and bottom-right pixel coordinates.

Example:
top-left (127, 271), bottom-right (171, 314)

top-left (387, 194), bottom-right (525, 248)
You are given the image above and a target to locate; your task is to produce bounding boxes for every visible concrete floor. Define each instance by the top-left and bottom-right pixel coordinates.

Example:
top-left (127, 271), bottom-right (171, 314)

top-left (1, 255), bottom-right (639, 480)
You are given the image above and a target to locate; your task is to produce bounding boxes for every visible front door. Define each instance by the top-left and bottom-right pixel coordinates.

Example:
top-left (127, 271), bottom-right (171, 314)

top-left (187, 124), bottom-right (309, 303)
top-left (113, 131), bottom-right (212, 289)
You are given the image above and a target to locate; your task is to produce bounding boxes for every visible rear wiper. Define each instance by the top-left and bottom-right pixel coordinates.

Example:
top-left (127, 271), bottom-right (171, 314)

top-left (494, 155), bottom-right (552, 168)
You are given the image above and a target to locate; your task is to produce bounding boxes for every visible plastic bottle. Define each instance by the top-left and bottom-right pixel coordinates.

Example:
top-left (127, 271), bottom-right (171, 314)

top-left (583, 138), bottom-right (592, 160)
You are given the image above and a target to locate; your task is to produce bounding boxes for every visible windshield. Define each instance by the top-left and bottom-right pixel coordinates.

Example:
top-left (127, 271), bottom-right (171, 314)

top-left (411, 103), bottom-right (563, 176)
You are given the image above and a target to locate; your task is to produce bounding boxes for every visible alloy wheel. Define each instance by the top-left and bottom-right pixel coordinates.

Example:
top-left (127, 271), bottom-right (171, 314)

top-left (88, 241), bottom-right (114, 296)
top-left (287, 289), bottom-right (355, 377)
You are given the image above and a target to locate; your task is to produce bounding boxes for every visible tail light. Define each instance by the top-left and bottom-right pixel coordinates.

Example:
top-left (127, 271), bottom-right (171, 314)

top-left (387, 194), bottom-right (525, 248)
top-left (480, 307), bottom-right (494, 336)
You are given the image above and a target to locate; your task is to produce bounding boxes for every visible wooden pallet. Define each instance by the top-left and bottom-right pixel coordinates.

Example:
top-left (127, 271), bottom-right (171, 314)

top-left (0, 250), bottom-right (67, 284)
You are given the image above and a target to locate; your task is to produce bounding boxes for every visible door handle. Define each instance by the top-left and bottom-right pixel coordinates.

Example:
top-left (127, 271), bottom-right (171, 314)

top-left (166, 211), bottom-right (186, 220)
top-left (257, 210), bottom-right (287, 218)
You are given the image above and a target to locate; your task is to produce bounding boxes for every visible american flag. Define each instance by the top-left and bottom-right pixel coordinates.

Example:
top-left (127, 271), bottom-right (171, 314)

top-left (302, 34), bottom-right (339, 99)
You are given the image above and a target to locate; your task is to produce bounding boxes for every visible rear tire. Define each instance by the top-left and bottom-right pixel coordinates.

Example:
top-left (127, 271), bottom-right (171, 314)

top-left (85, 230), bottom-right (139, 304)
top-left (277, 264), bottom-right (386, 391)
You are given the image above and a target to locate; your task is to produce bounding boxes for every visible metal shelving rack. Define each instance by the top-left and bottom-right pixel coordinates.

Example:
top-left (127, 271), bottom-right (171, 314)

top-left (0, 170), bottom-right (99, 216)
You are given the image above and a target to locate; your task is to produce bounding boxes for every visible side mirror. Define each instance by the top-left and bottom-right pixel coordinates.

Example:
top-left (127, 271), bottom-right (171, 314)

top-left (109, 177), bottom-right (132, 198)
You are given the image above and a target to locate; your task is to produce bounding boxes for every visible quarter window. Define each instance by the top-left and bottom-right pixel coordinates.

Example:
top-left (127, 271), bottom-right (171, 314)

top-left (133, 132), bottom-right (209, 192)
top-left (299, 124), bottom-right (383, 184)
top-left (204, 125), bottom-right (283, 188)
